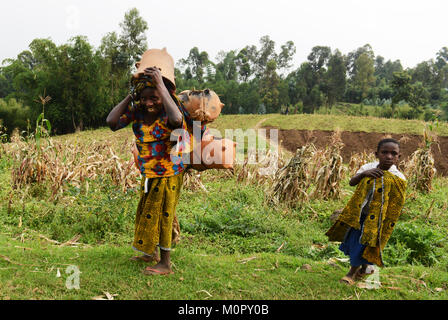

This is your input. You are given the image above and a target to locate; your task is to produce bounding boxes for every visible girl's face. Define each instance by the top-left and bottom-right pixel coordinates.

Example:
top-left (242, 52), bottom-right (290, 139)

top-left (140, 87), bottom-right (163, 115)
top-left (376, 142), bottom-right (400, 170)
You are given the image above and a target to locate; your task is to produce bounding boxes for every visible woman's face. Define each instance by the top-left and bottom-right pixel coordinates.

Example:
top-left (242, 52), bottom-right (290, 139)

top-left (376, 142), bottom-right (400, 170)
top-left (139, 87), bottom-right (163, 115)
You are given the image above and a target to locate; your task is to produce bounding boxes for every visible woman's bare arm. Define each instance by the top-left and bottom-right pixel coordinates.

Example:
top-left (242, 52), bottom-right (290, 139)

top-left (106, 94), bottom-right (133, 131)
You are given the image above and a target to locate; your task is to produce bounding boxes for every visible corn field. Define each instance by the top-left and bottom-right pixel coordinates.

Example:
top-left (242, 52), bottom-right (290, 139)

top-left (348, 151), bottom-right (376, 176)
top-left (1, 125), bottom-right (440, 207)
top-left (5, 130), bottom-right (140, 200)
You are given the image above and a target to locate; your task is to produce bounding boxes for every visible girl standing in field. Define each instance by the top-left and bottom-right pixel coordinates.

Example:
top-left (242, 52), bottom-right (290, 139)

top-left (106, 49), bottom-right (198, 275)
top-left (326, 138), bottom-right (407, 285)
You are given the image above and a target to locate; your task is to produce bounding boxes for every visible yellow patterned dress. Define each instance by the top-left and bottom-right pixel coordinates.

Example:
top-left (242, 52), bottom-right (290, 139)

top-left (326, 166), bottom-right (407, 267)
top-left (117, 90), bottom-right (191, 256)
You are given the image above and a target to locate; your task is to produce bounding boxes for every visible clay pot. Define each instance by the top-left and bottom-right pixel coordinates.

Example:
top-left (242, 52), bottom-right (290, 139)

top-left (132, 135), bottom-right (236, 172)
top-left (133, 48), bottom-right (176, 89)
top-left (178, 89), bottom-right (224, 124)
top-left (189, 136), bottom-right (236, 170)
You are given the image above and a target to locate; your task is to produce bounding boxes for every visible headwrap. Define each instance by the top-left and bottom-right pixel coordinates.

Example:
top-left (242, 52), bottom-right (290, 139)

top-left (131, 76), bottom-right (155, 101)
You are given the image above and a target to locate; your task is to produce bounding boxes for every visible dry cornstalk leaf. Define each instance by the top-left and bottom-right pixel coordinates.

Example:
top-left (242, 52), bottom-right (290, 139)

top-left (0, 255), bottom-right (12, 263)
top-left (237, 256), bottom-right (257, 264)
top-left (14, 246), bottom-right (33, 251)
top-left (196, 290), bottom-right (212, 298)
top-left (59, 234), bottom-right (82, 247)
top-left (38, 234), bottom-right (60, 245)
top-left (276, 242), bottom-right (285, 253)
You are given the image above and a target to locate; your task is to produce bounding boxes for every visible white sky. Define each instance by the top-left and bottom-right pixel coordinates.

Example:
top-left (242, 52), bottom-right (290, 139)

top-left (1, 0), bottom-right (447, 70)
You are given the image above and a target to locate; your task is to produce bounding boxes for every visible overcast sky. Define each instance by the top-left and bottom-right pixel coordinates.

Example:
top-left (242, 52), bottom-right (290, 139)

top-left (1, 0), bottom-right (447, 70)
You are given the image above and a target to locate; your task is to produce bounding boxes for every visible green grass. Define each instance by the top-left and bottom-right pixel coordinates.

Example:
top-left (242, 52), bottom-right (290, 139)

top-left (1, 162), bottom-right (447, 299)
top-left (1, 226), bottom-right (447, 300)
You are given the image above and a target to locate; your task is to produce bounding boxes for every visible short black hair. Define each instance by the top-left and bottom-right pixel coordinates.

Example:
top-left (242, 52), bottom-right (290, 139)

top-left (377, 138), bottom-right (400, 152)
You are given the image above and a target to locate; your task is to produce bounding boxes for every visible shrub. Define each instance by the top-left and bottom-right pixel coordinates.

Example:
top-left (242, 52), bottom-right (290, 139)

top-left (0, 98), bottom-right (31, 136)
top-left (385, 222), bottom-right (444, 266)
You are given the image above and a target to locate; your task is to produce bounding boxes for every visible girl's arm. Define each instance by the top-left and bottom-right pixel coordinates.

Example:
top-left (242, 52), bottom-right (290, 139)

top-left (349, 168), bottom-right (384, 186)
top-left (106, 94), bottom-right (133, 131)
top-left (144, 67), bottom-right (183, 128)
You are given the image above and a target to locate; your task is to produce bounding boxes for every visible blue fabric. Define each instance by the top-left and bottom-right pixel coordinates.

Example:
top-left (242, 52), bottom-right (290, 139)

top-left (339, 214), bottom-right (373, 267)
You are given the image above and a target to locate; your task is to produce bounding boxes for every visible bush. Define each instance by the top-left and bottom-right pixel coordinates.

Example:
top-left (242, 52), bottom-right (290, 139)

top-left (4, 178), bottom-right (138, 244)
top-left (380, 105), bottom-right (394, 118)
top-left (0, 98), bottom-right (31, 136)
top-left (384, 222), bottom-right (444, 266)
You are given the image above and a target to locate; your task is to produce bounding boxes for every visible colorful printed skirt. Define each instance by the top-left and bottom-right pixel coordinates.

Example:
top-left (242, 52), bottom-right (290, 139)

top-left (132, 172), bottom-right (184, 256)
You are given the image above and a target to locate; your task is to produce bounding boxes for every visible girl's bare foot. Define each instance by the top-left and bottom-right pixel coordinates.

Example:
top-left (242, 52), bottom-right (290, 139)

top-left (354, 264), bottom-right (374, 280)
top-left (339, 266), bottom-right (360, 285)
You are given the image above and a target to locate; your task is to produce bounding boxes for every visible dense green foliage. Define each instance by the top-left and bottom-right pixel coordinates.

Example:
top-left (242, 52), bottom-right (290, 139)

top-left (1, 9), bottom-right (448, 136)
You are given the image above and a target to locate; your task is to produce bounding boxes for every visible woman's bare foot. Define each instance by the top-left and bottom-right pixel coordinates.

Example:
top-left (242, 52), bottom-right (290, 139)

top-left (143, 262), bottom-right (173, 275)
top-left (142, 249), bottom-right (172, 275)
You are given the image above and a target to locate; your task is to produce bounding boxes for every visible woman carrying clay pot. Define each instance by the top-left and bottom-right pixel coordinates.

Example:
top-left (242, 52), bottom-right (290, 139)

top-left (106, 48), bottom-right (200, 275)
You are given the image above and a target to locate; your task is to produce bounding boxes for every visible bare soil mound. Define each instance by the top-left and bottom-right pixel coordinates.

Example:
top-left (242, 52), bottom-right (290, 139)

top-left (265, 128), bottom-right (448, 176)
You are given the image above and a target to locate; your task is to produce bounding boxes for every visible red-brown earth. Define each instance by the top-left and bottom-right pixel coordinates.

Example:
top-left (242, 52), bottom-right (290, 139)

top-left (265, 128), bottom-right (448, 176)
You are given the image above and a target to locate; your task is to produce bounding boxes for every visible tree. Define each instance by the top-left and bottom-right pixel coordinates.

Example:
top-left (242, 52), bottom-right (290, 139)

top-left (353, 53), bottom-right (376, 99)
top-left (375, 56), bottom-right (403, 83)
top-left (179, 47), bottom-right (211, 83)
top-left (307, 46), bottom-right (331, 74)
top-left (411, 61), bottom-right (433, 85)
top-left (100, 31), bottom-right (130, 105)
top-left (259, 59), bottom-right (280, 113)
top-left (324, 50), bottom-right (346, 106)
top-left (289, 61), bottom-right (324, 113)
top-left (215, 50), bottom-right (237, 81)
top-left (254, 35), bottom-right (277, 77)
top-left (409, 81), bottom-right (429, 109)
top-left (277, 41), bottom-right (296, 71)
top-left (435, 47), bottom-right (448, 70)
top-left (346, 44), bottom-right (374, 79)
top-left (391, 71), bottom-right (412, 108)
top-left (119, 8), bottom-right (148, 66)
